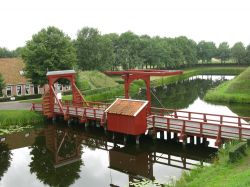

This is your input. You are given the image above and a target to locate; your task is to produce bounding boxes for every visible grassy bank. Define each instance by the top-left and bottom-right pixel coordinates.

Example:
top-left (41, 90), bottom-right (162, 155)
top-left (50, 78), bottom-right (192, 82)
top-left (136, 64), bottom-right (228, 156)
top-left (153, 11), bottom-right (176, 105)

top-left (21, 66), bottom-right (246, 103)
top-left (76, 70), bottom-right (118, 91)
top-left (172, 142), bottom-right (250, 187)
top-left (151, 67), bottom-right (245, 87)
top-left (205, 66), bottom-right (250, 104)
top-left (0, 110), bottom-right (43, 135)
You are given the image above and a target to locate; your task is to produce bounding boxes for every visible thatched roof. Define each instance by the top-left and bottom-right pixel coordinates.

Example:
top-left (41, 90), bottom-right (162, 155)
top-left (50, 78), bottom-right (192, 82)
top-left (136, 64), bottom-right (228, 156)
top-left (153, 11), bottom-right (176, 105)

top-left (0, 58), bottom-right (28, 85)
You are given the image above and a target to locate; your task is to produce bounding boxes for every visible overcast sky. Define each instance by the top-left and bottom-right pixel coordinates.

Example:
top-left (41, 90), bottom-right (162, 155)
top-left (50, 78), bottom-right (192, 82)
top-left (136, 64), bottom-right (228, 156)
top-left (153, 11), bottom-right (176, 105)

top-left (1, 0), bottom-right (250, 50)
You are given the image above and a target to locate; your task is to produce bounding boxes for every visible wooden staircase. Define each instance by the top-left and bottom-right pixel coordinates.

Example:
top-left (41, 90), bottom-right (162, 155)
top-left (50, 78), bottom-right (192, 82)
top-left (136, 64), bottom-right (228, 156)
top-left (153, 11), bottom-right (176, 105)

top-left (42, 89), bottom-right (54, 118)
top-left (72, 83), bottom-right (88, 107)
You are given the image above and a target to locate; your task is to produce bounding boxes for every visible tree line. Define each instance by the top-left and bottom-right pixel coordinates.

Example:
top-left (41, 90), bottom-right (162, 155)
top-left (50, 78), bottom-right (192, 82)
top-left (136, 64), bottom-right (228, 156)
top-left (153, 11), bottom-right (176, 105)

top-left (1, 26), bottom-right (250, 85)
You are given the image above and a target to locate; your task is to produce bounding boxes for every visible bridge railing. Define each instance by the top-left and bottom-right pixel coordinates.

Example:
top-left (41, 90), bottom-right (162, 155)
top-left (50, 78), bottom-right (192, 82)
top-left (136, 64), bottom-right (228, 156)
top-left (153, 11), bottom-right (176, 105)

top-left (150, 107), bottom-right (250, 127)
top-left (62, 100), bottom-right (110, 109)
top-left (147, 115), bottom-right (250, 142)
top-left (31, 103), bottom-right (43, 111)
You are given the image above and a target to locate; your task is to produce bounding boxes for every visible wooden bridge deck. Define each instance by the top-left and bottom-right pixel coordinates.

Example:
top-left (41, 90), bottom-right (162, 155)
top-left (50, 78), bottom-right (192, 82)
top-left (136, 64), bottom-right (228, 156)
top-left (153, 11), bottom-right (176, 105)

top-left (32, 103), bottom-right (250, 144)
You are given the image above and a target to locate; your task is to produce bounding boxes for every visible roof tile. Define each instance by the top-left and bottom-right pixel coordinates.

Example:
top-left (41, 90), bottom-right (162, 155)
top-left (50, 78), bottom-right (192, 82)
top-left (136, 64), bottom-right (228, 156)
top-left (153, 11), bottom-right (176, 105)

top-left (0, 58), bottom-right (28, 85)
top-left (106, 99), bottom-right (148, 116)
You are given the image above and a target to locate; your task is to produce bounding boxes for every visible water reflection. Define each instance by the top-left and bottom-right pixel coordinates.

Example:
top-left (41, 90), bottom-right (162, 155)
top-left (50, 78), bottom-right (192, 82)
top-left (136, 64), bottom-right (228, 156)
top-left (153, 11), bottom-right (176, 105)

top-left (137, 75), bottom-right (250, 117)
top-left (149, 75), bottom-right (234, 109)
top-left (29, 125), bottom-right (83, 187)
top-left (0, 124), bottom-right (218, 186)
top-left (0, 143), bottom-right (12, 181)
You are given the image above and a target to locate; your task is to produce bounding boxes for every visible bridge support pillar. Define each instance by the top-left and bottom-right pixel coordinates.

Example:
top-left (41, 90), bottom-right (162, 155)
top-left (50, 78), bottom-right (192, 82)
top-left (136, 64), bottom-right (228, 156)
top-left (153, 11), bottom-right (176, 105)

top-left (203, 138), bottom-right (209, 146)
top-left (173, 133), bottom-right (178, 141)
top-left (136, 135), bottom-right (140, 145)
top-left (124, 135), bottom-right (127, 145)
top-left (167, 131), bottom-right (171, 140)
top-left (160, 131), bottom-right (164, 139)
top-left (182, 139), bottom-right (187, 148)
top-left (190, 136), bottom-right (194, 144)
top-left (196, 137), bottom-right (201, 144)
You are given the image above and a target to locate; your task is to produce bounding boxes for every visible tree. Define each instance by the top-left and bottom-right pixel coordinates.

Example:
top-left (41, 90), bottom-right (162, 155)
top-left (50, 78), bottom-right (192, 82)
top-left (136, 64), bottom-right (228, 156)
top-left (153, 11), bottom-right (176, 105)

top-left (175, 36), bottom-right (198, 66)
top-left (243, 44), bottom-right (250, 64)
top-left (197, 41), bottom-right (217, 63)
top-left (116, 31), bottom-right (142, 69)
top-left (217, 42), bottom-right (230, 63)
top-left (22, 26), bottom-right (77, 86)
top-left (231, 42), bottom-right (246, 64)
top-left (75, 27), bottom-right (114, 71)
top-left (0, 47), bottom-right (14, 58)
top-left (0, 73), bottom-right (5, 96)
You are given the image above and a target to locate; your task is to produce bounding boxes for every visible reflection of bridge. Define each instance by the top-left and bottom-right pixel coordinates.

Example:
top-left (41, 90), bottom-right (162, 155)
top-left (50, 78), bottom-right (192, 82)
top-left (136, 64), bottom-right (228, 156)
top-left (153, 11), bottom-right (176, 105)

top-left (1, 125), bottom-right (217, 186)
top-left (46, 125), bottom-right (216, 177)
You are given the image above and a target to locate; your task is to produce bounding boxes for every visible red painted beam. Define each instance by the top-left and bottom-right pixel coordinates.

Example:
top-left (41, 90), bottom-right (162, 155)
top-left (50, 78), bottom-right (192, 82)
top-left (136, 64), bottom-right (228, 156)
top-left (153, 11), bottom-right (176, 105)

top-left (105, 70), bottom-right (183, 76)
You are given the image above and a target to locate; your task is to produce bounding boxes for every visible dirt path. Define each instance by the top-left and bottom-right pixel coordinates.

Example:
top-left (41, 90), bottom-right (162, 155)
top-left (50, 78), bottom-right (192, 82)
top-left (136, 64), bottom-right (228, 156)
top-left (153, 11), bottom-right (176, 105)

top-left (0, 101), bottom-right (32, 110)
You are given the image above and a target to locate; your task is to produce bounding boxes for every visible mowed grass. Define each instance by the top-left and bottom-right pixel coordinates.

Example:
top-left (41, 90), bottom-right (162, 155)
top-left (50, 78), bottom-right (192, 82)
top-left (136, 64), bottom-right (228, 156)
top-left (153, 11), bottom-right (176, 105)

top-left (205, 66), bottom-right (250, 103)
top-left (173, 143), bottom-right (250, 187)
top-left (77, 70), bottom-right (118, 91)
top-left (0, 110), bottom-right (43, 134)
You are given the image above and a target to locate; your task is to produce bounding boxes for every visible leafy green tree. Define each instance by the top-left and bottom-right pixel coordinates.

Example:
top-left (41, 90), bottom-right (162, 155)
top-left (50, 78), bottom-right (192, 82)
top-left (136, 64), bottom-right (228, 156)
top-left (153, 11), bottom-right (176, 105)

top-left (75, 27), bottom-right (114, 71)
top-left (22, 26), bottom-right (77, 86)
top-left (0, 47), bottom-right (14, 58)
top-left (116, 31), bottom-right (142, 69)
top-left (197, 41), bottom-right (217, 63)
top-left (104, 33), bottom-right (120, 70)
top-left (0, 73), bottom-right (5, 96)
top-left (175, 36), bottom-right (198, 66)
top-left (243, 44), bottom-right (250, 64)
top-left (231, 42), bottom-right (246, 64)
top-left (217, 42), bottom-right (230, 63)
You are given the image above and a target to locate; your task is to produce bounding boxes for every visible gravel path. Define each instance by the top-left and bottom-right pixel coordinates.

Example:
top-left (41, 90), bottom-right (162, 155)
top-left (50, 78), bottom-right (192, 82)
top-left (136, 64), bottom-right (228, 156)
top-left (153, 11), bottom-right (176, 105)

top-left (0, 101), bottom-right (32, 110)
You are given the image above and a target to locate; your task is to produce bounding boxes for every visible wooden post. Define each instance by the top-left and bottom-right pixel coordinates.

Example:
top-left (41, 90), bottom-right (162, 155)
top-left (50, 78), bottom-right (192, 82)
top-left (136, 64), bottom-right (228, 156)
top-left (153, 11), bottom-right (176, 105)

top-left (238, 117), bottom-right (242, 140)
top-left (203, 114), bottom-right (207, 122)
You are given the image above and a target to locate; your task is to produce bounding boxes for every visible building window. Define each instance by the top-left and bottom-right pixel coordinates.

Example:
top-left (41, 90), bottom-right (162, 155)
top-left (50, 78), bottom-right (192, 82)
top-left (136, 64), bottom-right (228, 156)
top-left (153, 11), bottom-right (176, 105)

top-left (17, 85), bottom-right (22, 96)
top-left (25, 85), bottom-right (30, 95)
top-left (6, 86), bottom-right (12, 96)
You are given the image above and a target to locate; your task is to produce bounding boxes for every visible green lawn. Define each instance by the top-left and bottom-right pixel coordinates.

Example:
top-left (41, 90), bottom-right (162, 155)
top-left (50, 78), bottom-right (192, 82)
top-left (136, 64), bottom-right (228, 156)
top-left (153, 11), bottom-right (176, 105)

top-left (205, 66), bottom-right (250, 103)
top-left (173, 142), bottom-right (250, 187)
top-left (0, 110), bottom-right (43, 134)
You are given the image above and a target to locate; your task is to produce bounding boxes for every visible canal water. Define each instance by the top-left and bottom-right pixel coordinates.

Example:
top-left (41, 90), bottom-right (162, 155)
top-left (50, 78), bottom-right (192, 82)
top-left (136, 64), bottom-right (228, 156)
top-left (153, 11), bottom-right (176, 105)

top-left (0, 75), bottom-right (249, 187)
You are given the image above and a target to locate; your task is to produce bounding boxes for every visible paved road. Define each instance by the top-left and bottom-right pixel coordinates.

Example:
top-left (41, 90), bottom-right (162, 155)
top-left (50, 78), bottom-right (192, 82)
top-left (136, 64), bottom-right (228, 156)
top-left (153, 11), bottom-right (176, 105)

top-left (0, 101), bottom-right (32, 110)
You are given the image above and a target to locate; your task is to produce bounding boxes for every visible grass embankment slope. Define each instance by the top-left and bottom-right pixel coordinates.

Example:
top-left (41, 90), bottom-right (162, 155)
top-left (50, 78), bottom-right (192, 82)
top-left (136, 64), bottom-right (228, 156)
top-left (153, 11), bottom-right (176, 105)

top-left (173, 143), bottom-right (250, 187)
top-left (205, 66), bottom-right (250, 104)
top-left (151, 66), bottom-right (245, 86)
top-left (0, 110), bottom-right (43, 135)
top-left (76, 70), bottom-right (118, 90)
top-left (23, 66), bottom-right (246, 103)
